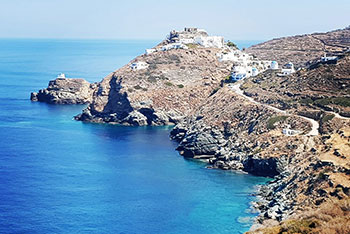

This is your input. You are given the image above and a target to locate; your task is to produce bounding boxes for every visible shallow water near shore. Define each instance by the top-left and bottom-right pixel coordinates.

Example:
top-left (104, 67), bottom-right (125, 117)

top-left (0, 39), bottom-right (269, 233)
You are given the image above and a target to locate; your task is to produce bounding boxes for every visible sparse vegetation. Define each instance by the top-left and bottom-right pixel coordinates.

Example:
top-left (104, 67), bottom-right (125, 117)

top-left (168, 54), bottom-right (181, 63)
top-left (248, 198), bottom-right (350, 234)
top-left (164, 81), bottom-right (173, 87)
top-left (321, 113), bottom-right (335, 122)
top-left (227, 41), bottom-right (238, 49)
top-left (299, 98), bottom-right (314, 105)
top-left (186, 43), bottom-right (198, 49)
top-left (147, 76), bottom-right (157, 83)
top-left (148, 64), bottom-right (157, 70)
top-left (300, 97), bottom-right (350, 107)
top-left (267, 116), bottom-right (289, 129)
top-left (133, 85), bottom-right (142, 90)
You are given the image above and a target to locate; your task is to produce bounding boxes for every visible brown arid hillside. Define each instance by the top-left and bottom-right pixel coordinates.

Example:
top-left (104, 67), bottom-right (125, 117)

top-left (246, 26), bottom-right (350, 67)
top-left (171, 52), bottom-right (350, 231)
top-left (76, 46), bottom-right (231, 125)
top-left (241, 52), bottom-right (350, 125)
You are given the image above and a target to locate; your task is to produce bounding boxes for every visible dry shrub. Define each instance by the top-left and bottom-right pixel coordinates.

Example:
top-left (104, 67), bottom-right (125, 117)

top-left (246, 198), bottom-right (350, 234)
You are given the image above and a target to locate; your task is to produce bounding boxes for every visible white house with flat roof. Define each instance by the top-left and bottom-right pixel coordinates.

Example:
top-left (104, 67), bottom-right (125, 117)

top-left (130, 61), bottom-right (148, 71)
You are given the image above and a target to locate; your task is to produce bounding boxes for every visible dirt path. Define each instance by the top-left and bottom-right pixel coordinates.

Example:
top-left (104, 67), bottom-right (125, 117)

top-left (228, 83), bottom-right (320, 136)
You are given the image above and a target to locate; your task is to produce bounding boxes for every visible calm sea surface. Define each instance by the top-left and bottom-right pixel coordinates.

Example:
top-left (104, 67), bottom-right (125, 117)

top-left (0, 39), bottom-right (268, 233)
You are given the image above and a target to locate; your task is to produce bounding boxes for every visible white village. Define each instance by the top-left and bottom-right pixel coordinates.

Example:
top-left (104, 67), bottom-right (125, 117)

top-left (130, 27), bottom-right (297, 82)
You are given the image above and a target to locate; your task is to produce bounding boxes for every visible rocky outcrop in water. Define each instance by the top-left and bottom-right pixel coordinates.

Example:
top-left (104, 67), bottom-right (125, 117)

top-left (31, 78), bottom-right (96, 104)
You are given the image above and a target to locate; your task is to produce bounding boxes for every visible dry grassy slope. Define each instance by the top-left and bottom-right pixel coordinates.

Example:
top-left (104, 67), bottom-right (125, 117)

top-left (85, 47), bottom-right (232, 123)
top-left (246, 27), bottom-right (350, 67)
top-left (247, 198), bottom-right (350, 234)
top-left (241, 53), bottom-right (350, 121)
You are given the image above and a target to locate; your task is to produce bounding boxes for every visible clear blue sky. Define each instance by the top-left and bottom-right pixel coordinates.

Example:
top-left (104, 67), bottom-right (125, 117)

top-left (0, 0), bottom-right (349, 41)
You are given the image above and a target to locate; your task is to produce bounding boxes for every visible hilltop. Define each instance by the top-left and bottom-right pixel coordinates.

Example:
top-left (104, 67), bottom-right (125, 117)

top-left (246, 26), bottom-right (350, 67)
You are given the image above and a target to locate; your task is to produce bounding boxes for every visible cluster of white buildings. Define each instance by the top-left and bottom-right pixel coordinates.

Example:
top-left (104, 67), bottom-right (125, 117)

top-left (138, 27), bottom-right (298, 77)
top-left (216, 49), bottom-right (278, 81)
top-left (144, 28), bottom-right (225, 55)
top-left (218, 48), bottom-right (296, 82)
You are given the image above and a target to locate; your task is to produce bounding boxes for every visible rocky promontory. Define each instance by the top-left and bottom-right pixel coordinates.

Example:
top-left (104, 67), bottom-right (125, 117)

top-left (31, 77), bottom-right (96, 104)
top-left (31, 27), bottom-right (350, 233)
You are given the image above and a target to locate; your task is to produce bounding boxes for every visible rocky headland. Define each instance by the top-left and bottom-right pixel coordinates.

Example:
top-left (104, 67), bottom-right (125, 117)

top-left (31, 27), bottom-right (350, 233)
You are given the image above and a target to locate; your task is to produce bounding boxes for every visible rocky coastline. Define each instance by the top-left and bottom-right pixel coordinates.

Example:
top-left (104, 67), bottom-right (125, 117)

top-left (31, 27), bottom-right (350, 233)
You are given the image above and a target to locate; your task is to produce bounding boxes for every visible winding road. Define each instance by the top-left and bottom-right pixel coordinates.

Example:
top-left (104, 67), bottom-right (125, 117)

top-left (228, 83), bottom-right (320, 136)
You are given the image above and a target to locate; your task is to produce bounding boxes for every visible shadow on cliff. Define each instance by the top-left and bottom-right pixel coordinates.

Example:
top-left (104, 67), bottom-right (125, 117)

top-left (101, 75), bottom-right (133, 121)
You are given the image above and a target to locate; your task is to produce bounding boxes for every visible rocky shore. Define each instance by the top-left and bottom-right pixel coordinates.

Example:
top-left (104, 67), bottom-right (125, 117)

top-left (31, 27), bottom-right (350, 233)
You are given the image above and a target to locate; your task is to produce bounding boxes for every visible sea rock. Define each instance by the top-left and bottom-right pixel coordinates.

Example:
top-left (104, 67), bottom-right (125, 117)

top-left (31, 78), bottom-right (95, 104)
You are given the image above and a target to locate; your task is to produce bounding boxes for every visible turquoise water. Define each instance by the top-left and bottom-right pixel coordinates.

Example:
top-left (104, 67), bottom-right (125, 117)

top-left (0, 39), bottom-right (268, 233)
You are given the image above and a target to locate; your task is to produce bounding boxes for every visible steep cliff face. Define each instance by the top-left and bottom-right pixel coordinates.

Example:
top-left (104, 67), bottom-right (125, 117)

top-left (246, 27), bottom-right (350, 67)
top-left (75, 47), bottom-right (232, 125)
top-left (31, 78), bottom-right (96, 104)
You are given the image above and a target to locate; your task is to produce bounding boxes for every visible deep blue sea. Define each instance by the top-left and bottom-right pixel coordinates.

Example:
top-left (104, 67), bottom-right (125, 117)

top-left (0, 39), bottom-right (268, 234)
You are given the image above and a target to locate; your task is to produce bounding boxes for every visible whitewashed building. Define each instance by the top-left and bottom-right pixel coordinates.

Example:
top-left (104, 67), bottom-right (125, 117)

top-left (230, 66), bottom-right (250, 81)
top-left (130, 61), bottom-right (148, 71)
top-left (179, 38), bottom-right (195, 44)
top-left (195, 36), bottom-right (224, 48)
top-left (321, 56), bottom-right (338, 62)
top-left (57, 73), bottom-right (66, 79)
top-left (270, 61), bottom-right (279, 70)
top-left (145, 48), bottom-right (157, 55)
top-left (278, 62), bottom-right (295, 76)
top-left (283, 128), bottom-right (301, 136)
top-left (252, 67), bottom-right (259, 76)
top-left (161, 43), bottom-right (188, 51)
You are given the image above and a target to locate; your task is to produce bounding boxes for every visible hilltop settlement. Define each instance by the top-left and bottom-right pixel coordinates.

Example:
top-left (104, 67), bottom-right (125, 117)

top-left (31, 27), bottom-right (350, 233)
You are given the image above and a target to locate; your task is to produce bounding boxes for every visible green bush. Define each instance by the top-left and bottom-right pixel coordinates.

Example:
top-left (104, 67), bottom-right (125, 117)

top-left (164, 81), bottom-right (173, 86)
top-left (177, 84), bottom-right (184, 88)
top-left (299, 98), bottom-right (314, 105)
top-left (267, 116), bottom-right (289, 130)
top-left (322, 114), bottom-right (335, 122)
top-left (227, 41), bottom-right (238, 49)
top-left (186, 43), bottom-right (198, 49)
top-left (134, 85), bottom-right (142, 90)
